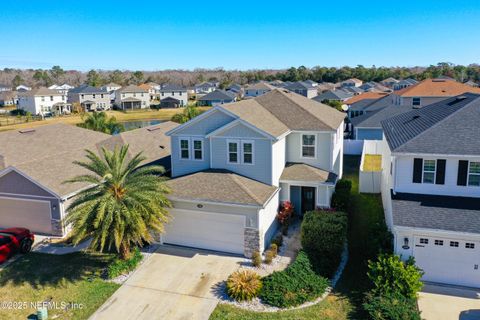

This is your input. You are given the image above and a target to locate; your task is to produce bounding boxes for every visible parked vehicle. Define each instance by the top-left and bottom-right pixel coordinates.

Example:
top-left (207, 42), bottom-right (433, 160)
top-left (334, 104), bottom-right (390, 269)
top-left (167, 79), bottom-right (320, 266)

top-left (0, 228), bottom-right (34, 263)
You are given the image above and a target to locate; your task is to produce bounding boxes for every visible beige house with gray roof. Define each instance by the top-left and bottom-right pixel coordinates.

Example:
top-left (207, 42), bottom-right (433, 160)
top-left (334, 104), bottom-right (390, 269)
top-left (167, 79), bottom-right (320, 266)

top-left (115, 85), bottom-right (150, 110)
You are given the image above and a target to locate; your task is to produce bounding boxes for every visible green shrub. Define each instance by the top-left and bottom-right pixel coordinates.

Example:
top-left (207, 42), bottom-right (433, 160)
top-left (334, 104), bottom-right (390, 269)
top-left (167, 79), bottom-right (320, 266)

top-left (335, 179), bottom-right (352, 192)
top-left (107, 248), bottom-right (143, 279)
top-left (260, 251), bottom-right (329, 308)
top-left (264, 250), bottom-right (274, 264)
top-left (301, 210), bottom-right (347, 278)
top-left (252, 251), bottom-right (262, 267)
top-left (227, 270), bottom-right (262, 301)
top-left (367, 254), bottom-right (424, 299)
top-left (363, 292), bottom-right (421, 320)
top-left (331, 179), bottom-right (352, 212)
top-left (271, 234), bottom-right (283, 248)
top-left (270, 243), bottom-right (278, 257)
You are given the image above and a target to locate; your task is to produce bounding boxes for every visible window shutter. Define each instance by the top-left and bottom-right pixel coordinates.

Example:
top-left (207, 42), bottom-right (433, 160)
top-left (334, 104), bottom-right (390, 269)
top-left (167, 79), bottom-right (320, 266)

top-left (413, 158), bottom-right (423, 183)
top-left (435, 159), bottom-right (446, 185)
top-left (457, 160), bottom-right (469, 186)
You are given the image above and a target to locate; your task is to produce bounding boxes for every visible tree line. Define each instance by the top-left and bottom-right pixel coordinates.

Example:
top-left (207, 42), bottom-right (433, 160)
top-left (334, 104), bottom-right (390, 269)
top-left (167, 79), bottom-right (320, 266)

top-left (1, 62), bottom-right (479, 89)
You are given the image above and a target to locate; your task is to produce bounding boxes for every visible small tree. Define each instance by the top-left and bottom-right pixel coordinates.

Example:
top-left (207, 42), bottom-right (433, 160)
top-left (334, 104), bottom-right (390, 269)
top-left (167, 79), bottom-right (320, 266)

top-left (80, 111), bottom-right (124, 134)
top-left (367, 254), bottom-right (424, 299)
top-left (171, 105), bottom-right (202, 124)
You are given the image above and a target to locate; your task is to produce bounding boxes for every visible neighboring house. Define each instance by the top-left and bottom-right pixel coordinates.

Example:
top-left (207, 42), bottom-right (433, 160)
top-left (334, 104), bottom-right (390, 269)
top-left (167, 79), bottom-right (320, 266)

top-left (345, 92), bottom-right (389, 107)
top-left (17, 87), bottom-right (70, 115)
top-left (197, 89), bottom-right (236, 106)
top-left (269, 80), bottom-right (284, 87)
top-left (342, 86), bottom-right (364, 95)
top-left (0, 121), bottom-right (178, 237)
top-left (379, 93), bottom-right (480, 288)
top-left (0, 84), bottom-right (12, 92)
top-left (464, 80), bottom-right (479, 88)
top-left (164, 89), bottom-right (345, 257)
top-left (284, 81), bottom-right (318, 98)
top-left (303, 80), bottom-right (318, 87)
top-left (68, 85), bottom-right (111, 111)
top-left (159, 83), bottom-right (188, 107)
top-left (16, 85), bottom-right (32, 92)
top-left (347, 93), bottom-right (392, 119)
top-left (313, 89), bottom-right (352, 102)
top-left (115, 85), bottom-right (150, 110)
top-left (227, 83), bottom-right (244, 98)
top-left (48, 84), bottom-right (74, 95)
top-left (359, 81), bottom-right (391, 93)
top-left (244, 81), bottom-right (275, 97)
top-left (380, 77), bottom-right (399, 88)
top-left (392, 78), bottom-right (480, 107)
top-left (194, 82), bottom-right (217, 95)
top-left (101, 82), bottom-right (122, 92)
top-left (340, 78), bottom-right (363, 88)
top-left (0, 91), bottom-right (18, 106)
top-left (147, 82), bottom-right (161, 92)
top-left (393, 78), bottom-right (418, 91)
top-left (139, 83), bottom-right (157, 101)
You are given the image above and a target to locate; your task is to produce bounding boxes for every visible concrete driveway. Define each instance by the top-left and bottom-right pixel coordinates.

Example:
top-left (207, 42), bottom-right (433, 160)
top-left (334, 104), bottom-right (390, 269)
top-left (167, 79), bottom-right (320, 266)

top-left (418, 283), bottom-right (480, 320)
top-left (90, 245), bottom-right (243, 320)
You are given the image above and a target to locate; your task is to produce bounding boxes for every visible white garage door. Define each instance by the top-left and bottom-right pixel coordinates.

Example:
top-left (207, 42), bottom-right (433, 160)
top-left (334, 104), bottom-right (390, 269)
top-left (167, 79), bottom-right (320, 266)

top-left (414, 236), bottom-right (480, 288)
top-left (163, 209), bottom-right (245, 255)
top-left (0, 197), bottom-right (53, 234)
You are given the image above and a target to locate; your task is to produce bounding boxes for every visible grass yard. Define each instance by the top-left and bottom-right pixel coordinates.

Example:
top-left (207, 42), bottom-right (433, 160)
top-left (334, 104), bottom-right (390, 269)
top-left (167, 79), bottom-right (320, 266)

top-left (210, 155), bottom-right (386, 320)
top-left (0, 107), bottom-right (211, 132)
top-left (0, 252), bottom-right (120, 320)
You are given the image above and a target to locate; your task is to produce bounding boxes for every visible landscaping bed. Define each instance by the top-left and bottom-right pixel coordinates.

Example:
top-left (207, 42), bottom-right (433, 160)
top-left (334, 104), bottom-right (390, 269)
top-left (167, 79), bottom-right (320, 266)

top-left (0, 252), bottom-right (120, 320)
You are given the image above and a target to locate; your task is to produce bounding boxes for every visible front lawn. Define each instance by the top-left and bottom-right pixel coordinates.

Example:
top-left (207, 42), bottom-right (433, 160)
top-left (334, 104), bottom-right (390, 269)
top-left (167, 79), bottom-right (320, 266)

top-left (0, 252), bottom-right (120, 320)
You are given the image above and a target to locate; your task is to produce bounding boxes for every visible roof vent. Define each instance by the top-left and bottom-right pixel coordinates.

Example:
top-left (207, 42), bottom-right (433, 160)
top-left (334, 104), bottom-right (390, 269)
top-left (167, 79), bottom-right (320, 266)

top-left (447, 95), bottom-right (467, 106)
top-left (147, 126), bottom-right (162, 131)
top-left (159, 145), bottom-right (165, 149)
top-left (412, 115), bottom-right (420, 120)
top-left (18, 129), bottom-right (35, 134)
top-left (432, 79), bottom-right (446, 82)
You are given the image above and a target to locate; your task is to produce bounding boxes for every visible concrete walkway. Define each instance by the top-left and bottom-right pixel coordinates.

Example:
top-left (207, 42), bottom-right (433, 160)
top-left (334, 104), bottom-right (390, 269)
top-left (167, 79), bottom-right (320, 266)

top-left (90, 245), bottom-right (242, 320)
top-left (33, 237), bottom-right (91, 254)
top-left (418, 283), bottom-right (480, 320)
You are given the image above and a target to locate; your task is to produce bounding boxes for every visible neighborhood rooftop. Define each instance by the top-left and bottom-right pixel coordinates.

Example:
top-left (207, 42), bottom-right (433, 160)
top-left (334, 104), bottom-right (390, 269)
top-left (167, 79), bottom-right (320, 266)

top-left (394, 78), bottom-right (480, 97)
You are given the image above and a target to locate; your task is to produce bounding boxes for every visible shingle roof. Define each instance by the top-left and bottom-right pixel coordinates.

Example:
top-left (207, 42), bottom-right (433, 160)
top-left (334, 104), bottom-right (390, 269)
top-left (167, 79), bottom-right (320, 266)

top-left (391, 192), bottom-right (480, 234)
top-left (245, 81), bottom-right (275, 91)
top-left (352, 104), bottom-right (413, 128)
top-left (117, 85), bottom-right (148, 93)
top-left (280, 163), bottom-right (337, 183)
top-left (166, 169), bottom-right (278, 206)
top-left (394, 79), bottom-right (480, 97)
top-left (345, 92), bottom-right (389, 105)
top-left (19, 87), bottom-right (62, 97)
top-left (198, 89), bottom-right (236, 101)
top-left (159, 83), bottom-right (186, 92)
top-left (284, 81), bottom-right (316, 91)
top-left (313, 89), bottom-right (352, 101)
top-left (382, 93), bottom-right (480, 154)
top-left (69, 84), bottom-right (107, 94)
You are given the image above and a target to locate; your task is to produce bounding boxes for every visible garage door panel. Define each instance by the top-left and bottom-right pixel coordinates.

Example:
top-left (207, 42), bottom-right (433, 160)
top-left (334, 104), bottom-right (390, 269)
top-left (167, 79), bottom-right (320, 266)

top-left (164, 209), bottom-right (245, 255)
top-left (414, 236), bottom-right (480, 288)
top-left (0, 197), bottom-right (53, 234)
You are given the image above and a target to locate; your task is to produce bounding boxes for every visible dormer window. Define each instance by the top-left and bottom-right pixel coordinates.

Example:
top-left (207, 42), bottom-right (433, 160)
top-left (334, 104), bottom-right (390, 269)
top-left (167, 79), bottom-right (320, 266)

top-left (301, 134), bottom-right (316, 158)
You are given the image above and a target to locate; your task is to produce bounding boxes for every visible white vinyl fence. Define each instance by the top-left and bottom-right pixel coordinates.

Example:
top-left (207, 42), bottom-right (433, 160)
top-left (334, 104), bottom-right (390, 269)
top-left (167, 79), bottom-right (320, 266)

top-left (343, 139), bottom-right (364, 155)
top-left (359, 140), bottom-right (383, 193)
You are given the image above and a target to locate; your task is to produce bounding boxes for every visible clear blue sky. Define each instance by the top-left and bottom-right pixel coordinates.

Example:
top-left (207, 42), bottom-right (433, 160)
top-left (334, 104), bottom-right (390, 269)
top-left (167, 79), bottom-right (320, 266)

top-left (1, 1), bottom-right (479, 71)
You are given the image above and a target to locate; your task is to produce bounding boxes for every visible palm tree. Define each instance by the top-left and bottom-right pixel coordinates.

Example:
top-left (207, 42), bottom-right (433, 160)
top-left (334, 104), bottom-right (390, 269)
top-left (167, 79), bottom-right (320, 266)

top-left (81, 111), bottom-right (125, 134)
top-left (64, 145), bottom-right (171, 259)
top-left (171, 105), bottom-right (202, 124)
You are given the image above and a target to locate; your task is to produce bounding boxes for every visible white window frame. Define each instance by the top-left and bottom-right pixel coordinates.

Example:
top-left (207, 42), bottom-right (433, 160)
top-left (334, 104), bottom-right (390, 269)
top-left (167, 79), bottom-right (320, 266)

top-left (301, 134), bottom-right (316, 159)
top-left (422, 159), bottom-right (436, 184)
top-left (227, 139), bottom-right (239, 164)
top-left (192, 138), bottom-right (204, 161)
top-left (241, 140), bottom-right (255, 165)
top-left (179, 137), bottom-right (190, 160)
top-left (468, 161), bottom-right (480, 187)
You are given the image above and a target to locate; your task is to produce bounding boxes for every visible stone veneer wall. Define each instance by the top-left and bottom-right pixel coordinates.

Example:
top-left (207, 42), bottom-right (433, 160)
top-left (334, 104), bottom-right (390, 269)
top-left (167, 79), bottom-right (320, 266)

top-left (244, 227), bottom-right (261, 258)
top-left (51, 219), bottom-right (64, 237)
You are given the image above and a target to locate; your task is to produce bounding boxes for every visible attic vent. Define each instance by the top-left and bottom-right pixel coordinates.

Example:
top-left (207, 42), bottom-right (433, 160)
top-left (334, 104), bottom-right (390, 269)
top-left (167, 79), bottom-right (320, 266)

top-left (447, 96), bottom-right (467, 106)
top-left (147, 126), bottom-right (162, 131)
top-left (18, 129), bottom-right (35, 134)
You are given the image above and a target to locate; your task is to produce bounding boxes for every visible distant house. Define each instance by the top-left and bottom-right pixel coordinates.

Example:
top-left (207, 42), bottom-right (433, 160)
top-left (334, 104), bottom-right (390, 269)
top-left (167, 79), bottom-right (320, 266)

top-left (391, 78), bottom-right (480, 107)
top-left (269, 80), bottom-right (284, 87)
top-left (18, 87), bottom-right (70, 115)
top-left (284, 81), bottom-right (318, 98)
top-left (115, 85), bottom-right (150, 110)
top-left (147, 82), bottom-right (161, 91)
top-left (303, 80), bottom-right (318, 87)
top-left (341, 86), bottom-right (364, 95)
top-left (194, 82), bottom-right (217, 95)
top-left (197, 89), bottom-right (236, 106)
top-left (464, 80), bottom-right (479, 88)
top-left (347, 94), bottom-right (391, 119)
top-left (48, 84), bottom-right (74, 95)
top-left (0, 84), bottom-right (12, 92)
top-left (341, 78), bottom-right (363, 88)
top-left (68, 85), bottom-right (111, 111)
top-left (345, 92), bottom-right (389, 107)
top-left (0, 91), bottom-right (18, 106)
top-left (139, 83), bottom-right (157, 101)
top-left (244, 82), bottom-right (275, 98)
top-left (359, 81), bottom-right (391, 93)
top-left (15, 85), bottom-right (31, 92)
top-left (313, 89), bottom-right (352, 102)
top-left (159, 83), bottom-right (188, 107)
top-left (393, 78), bottom-right (418, 91)
top-left (101, 82), bottom-right (122, 92)
top-left (380, 77), bottom-right (399, 88)
top-left (227, 83), bottom-right (244, 98)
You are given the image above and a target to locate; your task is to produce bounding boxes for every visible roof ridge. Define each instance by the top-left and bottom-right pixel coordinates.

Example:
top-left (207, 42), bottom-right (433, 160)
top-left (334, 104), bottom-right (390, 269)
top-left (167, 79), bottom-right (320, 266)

top-left (229, 173), bottom-right (263, 205)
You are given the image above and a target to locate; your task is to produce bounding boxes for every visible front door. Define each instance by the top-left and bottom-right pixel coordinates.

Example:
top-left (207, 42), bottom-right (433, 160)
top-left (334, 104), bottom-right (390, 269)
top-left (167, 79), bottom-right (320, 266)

top-left (301, 187), bottom-right (316, 214)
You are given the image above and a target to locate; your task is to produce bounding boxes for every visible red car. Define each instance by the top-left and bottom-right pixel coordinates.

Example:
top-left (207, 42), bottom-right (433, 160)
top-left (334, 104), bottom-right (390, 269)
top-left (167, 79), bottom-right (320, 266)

top-left (0, 228), bottom-right (34, 264)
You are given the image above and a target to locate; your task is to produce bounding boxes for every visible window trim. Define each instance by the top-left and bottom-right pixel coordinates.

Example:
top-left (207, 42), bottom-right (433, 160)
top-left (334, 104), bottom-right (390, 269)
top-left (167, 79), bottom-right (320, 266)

top-left (192, 138), bottom-right (204, 161)
top-left (468, 161), bottom-right (480, 187)
top-left (227, 139), bottom-right (239, 164)
top-left (241, 140), bottom-right (255, 165)
top-left (422, 159), bottom-right (436, 184)
top-left (179, 137), bottom-right (190, 160)
top-left (412, 97), bottom-right (421, 106)
top-left (300, 133), bottom-right (316, 159)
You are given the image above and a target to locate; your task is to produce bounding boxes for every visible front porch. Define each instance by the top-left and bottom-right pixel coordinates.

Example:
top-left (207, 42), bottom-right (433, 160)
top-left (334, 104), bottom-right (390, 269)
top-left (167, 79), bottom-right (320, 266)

top-left (279, 162), bottom-right (337, 214)
top-left (52, 102), bottom-right (71, 115)
top-left (81, 100), bottom-right (96, 112)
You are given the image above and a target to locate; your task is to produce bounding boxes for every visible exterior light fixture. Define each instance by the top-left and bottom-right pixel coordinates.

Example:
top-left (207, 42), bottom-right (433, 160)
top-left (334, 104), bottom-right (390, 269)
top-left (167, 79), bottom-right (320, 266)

top-left (402, 237), bottom-right (410, 250)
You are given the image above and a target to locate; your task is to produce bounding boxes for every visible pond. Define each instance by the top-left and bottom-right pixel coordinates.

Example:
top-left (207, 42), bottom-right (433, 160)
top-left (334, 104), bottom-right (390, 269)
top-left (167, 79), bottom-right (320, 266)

top-left (120, 119), bottom-right (165, 131)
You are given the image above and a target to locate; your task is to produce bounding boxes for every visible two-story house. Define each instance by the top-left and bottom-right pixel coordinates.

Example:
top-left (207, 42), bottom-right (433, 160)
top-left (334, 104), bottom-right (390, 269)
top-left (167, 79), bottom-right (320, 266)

top-left (197, 89), bottom-right (236, 106)
top-left (380, 93), bottom-right (480, 288)
top-left (68, 85), bottom-right (111, 111)
top-left (284, 81), bottom-right (318, 98)
top-left (340, 78), bottom-right (363, 88)
top-left (391, 78), bottom-right (480, 107)
top-left (17, 87), bottom-right (70, 115)
top-left (244, 81), bottom-right (275, 98)
top-left (115, 85), bottom-right (150, 110)
top-left (48, 83), bottom-right (74, 95)
top-left (164, 89), bottom-right (345, 257)
top-left (194, 82), bottom-right (217, 96)
top-left (159, 83), bottom-right (188, 107)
